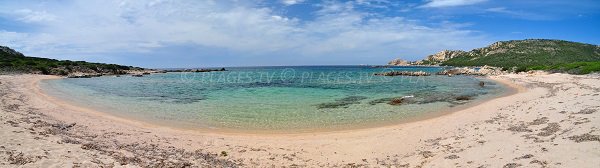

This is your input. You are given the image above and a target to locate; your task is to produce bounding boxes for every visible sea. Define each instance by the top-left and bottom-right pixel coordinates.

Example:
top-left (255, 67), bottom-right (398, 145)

top-left (40, 66), bottom-right (508, 133)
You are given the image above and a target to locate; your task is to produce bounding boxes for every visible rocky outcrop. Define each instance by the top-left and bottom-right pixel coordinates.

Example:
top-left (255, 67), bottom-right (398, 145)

top-left (421, 50), bottom-right (467, 65)
top-left (164, 68), bottom-right (227, 73)
top-left (436, 65), bottom-right (504, 76)
top-left (67, 74), bottom-right (103, 78)
top-left (374, 71), bottom-right (431, 76)
top-left (387, 59), bottom-right (409, 66)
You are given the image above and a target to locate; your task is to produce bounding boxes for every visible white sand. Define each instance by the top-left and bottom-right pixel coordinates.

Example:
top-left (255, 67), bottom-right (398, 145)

top-left (1, 73), bottom-right (599, 167)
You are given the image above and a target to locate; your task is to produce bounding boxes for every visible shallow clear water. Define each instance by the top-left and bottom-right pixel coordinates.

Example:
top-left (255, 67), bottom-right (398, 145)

top-left (40, 66), bottom-right (507, 132)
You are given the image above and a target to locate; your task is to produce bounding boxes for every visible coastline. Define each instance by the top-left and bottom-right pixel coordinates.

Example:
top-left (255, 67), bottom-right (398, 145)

top-left (32, 75), bottom-right (520, 135)
top-left (1, 73), bottom-right (599, 167)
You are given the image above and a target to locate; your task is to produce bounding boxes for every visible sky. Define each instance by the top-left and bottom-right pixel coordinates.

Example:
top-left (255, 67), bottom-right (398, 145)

top-left (1, 0), bottom-right (599, 68)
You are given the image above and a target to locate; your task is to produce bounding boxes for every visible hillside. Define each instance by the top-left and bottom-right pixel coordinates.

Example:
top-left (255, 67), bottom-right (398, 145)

top-left (1, 45), bottom-right (145, 76)
top-left (391, 39), bottom-right (600, 74)
top-left (440, 39), bottom-right (600, 67)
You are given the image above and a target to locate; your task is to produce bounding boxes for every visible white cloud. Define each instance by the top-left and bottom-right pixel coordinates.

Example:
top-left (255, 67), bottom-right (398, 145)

top-left (420, 0), bottom-right (487, 8)
top-left (0, 0), bottom-right (486, 65)
top-left (281, 0), bottom-right (305, 6)
top-left (14, 9), bottom-right (57, 23)
top-left (486, 7), bottom-right (506, 12)
top-left (485, 7), bottom-right (552, 20)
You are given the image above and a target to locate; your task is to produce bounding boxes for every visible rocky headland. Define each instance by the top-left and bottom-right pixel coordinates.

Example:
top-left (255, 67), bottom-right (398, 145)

top-left (386, 39), bottom-right (600, 75)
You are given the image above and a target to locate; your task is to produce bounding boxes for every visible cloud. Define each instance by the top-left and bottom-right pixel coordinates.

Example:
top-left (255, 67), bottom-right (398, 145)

top-left (14, 9), bottom-right (57, 23)
top-left (485, 7), bottom-right (553, 20)
top-left (281, 0), bottom-right (305, 6)
top-left (420, 0), bottom-right (487, 8)
top-left (0, 0), bottom-right (487, 67)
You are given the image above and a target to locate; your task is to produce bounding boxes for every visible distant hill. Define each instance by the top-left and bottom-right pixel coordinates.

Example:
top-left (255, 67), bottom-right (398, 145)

top-left (387, 58), bottom-right (410, 66)
top-left (440, 39), bottom-right (600, 68)
top-left (1, 45), bottom-right (145, 76)
top-left (394, 39), bottom-right (600, 74)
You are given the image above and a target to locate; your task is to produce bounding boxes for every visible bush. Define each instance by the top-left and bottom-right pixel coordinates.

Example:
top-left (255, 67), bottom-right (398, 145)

top-left (515, 66), bottom-right (528, 73)
top-left (527, 65), bottom-right (547, 70)
top-left (547, 61), bottom-right (600, 74)
top-left (2, 45), bottom-right (143, 74)
top-left (35, 65), bottom-right (50, 75)
top-left (58, 70), bottom-right (69, 76)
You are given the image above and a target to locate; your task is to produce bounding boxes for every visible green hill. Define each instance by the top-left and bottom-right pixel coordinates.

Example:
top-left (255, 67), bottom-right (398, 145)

top-left (1, 45), bottom-right (144, 76)
top-left (439, 39), bottom-right (600, 74)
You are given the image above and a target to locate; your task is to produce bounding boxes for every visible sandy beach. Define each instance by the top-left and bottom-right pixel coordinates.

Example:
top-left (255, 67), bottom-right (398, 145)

top-left (1, 73), bottom-right (599, 167)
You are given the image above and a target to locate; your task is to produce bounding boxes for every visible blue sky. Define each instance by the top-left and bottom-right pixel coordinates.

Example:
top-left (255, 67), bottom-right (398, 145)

top-left (1, 0), bottom-right (599, 68)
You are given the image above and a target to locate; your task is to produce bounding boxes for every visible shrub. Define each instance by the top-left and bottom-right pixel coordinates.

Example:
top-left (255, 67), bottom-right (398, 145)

top-left (515, 66), bottom-right (528, 73)
top-left (58, 70), bottom-right (69, 76)
top-left (35, 65), bottom-right (50, 75)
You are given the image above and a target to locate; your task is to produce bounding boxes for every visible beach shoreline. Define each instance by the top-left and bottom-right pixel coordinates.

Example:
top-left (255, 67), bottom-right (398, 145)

top-left (32, 75), bottom-right (521, 135)
top-left (1, 73), bottom-right (599, 167)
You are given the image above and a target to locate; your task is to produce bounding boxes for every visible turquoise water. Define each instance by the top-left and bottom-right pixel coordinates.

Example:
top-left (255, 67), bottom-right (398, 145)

top-left (40, 66), bottom-right (507, 132)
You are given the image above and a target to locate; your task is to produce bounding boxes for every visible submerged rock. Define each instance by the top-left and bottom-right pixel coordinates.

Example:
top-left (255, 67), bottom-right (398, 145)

top-left (337, 96), bottom-right (368, 102)
top-left (67, 74), bottom-right (103, 78)
top-left (369, 92), bottom-right (479, 107)
top-left (316, 96), bottom-right (368, 109)
top-left (369, 96), bottom-right (417, 106)
top-left (317, 101), bottom-right (355, 109)
top-left (163, 68), bottom-right (227, 73)
top-left (455, 95), bottom-right (472, 101)
top-left (388, 98), bottom-right (405, 105)
top-left (368, 98), bottom-right (393, 105)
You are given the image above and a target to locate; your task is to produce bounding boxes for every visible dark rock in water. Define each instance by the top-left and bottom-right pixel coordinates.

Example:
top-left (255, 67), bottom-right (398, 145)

top-left (455, 95), bottom-right (472, 101)
top-left (369, 98), bottom-right (393, 105)
top-left (388, 98), bottom-right (405, 105)
top-left (163, 68), bottom-right (227, 73)
top-left (374, 71), bottom-right (430, 76)
top-left (132, 74), bottom-right (143, 77)
top-left (68, 75), bottom-right (92, 78)
top-left (317, 95), bottom-right (368, 109)
top-left (171, 97), bottom-right (205, 104)
top-left (317, 101), bottom-right (355, 109)
top-left (369, 92), bottom-right (479, 107)
top-left (336, 96), bottom-right (368, 102)
top-left (479, 81), bottom-right (485, 87)
top-left (411, 92), bottom-right (455, 104)
top-left (67, 74), bottom-right (102, 78)
top-left (369, 96), bottom-right (416, 106)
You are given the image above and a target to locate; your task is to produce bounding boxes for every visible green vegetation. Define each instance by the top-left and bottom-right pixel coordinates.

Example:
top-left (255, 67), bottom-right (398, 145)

top-left (440, 39), bottom-right (600, 74)
top-left (527, 61), bottom-right (600, 74)
top-left (1, 46), bottom-right (143, 76)
top-left (419, 59), bottom-right (436, 65)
